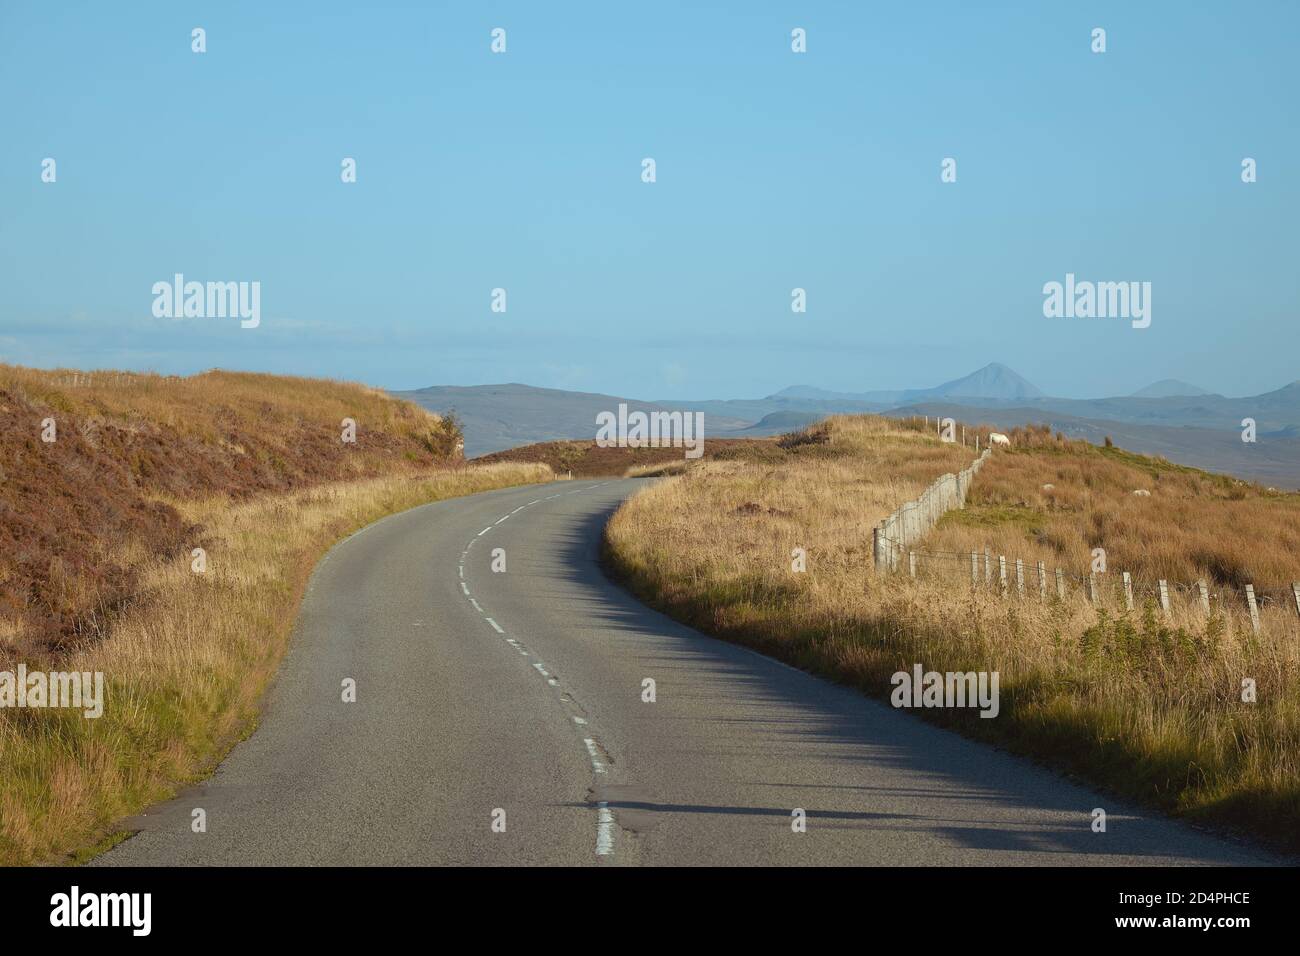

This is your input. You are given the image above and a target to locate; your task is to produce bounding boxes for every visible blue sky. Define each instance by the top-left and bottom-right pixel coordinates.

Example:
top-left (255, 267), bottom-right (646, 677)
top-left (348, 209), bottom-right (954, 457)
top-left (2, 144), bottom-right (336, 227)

top-left (1, 1), bottom-right (1296, 399)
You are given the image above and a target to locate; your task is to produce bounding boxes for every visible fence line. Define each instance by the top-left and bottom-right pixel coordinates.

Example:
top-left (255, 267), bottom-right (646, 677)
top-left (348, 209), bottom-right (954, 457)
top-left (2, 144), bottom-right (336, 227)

top-left (870, 444), bottom-right (1300, 635)
top-left (873, 531), bottom-right (1300, 634)
top-left (872, 448), bottom-right (990, 572)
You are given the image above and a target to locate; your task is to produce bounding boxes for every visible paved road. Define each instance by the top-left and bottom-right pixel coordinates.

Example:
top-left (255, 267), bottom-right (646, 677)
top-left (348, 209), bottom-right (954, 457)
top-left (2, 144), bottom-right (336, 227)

top-left (96, 479), bottom-right (1275, 866)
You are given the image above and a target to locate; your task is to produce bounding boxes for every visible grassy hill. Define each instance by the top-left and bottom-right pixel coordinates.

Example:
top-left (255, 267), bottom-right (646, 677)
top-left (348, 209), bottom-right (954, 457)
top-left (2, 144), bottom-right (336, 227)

top-left (604, 414), bottom-right (1300, 853)
top-left (927, 423), bottom-right (1300, 591)
top-left (1, 365), bottom-right (462, 657)
top-left (893, 402), bottom-right (1300, 489)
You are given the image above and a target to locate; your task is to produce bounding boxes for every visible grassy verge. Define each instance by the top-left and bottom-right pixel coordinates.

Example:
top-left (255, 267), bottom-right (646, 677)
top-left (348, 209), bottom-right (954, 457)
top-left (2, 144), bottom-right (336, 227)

top-left (926, 422), bottom-right (1300, 590)
top-left (0, 462), bottom-right (552, 865)
top-left (603, 416), bottom-right (1300, 854)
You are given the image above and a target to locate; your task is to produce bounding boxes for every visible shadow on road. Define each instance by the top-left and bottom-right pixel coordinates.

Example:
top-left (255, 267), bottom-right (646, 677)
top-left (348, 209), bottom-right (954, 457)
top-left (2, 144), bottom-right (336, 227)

top-left (535, 483), bottom-right (1270, 864)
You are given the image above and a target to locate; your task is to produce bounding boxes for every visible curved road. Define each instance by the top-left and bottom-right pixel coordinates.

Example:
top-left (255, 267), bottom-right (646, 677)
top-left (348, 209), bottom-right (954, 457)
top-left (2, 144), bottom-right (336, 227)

top-left (97, 479), bottom-right (1273, 866)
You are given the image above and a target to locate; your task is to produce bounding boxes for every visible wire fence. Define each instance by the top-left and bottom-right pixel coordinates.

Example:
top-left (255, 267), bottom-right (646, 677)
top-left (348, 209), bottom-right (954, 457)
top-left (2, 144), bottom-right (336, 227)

top-left (875, 534), bottom-right (1300, 630)
top-left (871, 449), bottom-right (1300, 635)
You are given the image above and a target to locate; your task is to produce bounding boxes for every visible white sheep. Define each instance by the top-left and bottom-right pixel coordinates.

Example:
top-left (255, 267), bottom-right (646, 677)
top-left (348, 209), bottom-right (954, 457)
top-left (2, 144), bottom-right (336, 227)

top-left (1132, 489), bottom-right (1151, 497)
top-left (989, 433), bottom-right (1011, 448)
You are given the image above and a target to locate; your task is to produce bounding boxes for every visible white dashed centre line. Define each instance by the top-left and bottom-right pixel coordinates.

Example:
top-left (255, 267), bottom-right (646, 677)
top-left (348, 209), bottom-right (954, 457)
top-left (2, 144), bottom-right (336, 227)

top-left (595, 804), bottom-right (615, 856)
top-left (454, 481), bottom-right (620, 861)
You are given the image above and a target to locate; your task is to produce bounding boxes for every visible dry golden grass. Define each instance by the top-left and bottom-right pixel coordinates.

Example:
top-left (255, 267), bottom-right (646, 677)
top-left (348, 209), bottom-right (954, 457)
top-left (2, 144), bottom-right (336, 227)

top-left (605, 415), bottom-right (1300, 852)
top-left (927, 423), bottom-right (1300, 601)
top-left (0, 462), bottom-right (553, 865)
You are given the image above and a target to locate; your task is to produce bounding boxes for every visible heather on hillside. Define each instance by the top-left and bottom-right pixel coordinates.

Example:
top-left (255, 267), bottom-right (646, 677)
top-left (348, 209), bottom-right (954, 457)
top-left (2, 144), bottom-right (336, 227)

top-left (0, 366), bottom-right (462, 656)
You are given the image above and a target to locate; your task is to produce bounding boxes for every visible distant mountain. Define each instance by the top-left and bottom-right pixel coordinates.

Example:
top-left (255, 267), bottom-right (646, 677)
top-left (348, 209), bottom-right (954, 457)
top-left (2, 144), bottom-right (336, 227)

top-left (772, 363), bottom-right (1043, 405)
top-left (774, 384), bottom-right (872, 401)
top-left (1131, 379), bottom-right (1211, 398)
top-left (649, 394), bottom-right (884, 423)
top-left (723, 410), bottom-right (826, 435)
top-left (946, 381), bottom-right (1300, 432)
top-left (931, 362), bottom-right (1045, 400)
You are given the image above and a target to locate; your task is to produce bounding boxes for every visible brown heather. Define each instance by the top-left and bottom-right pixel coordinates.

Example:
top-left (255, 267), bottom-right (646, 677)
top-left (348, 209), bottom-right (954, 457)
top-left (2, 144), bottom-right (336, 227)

top-left (0, 365), bottom-right (462, 656)
top-left (605, 415), bottom-right (1300, 853)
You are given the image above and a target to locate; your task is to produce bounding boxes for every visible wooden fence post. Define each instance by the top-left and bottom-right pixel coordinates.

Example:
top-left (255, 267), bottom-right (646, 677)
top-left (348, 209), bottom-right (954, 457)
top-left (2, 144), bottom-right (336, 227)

top-left (1158, 580), bottom-right (1170, 616)
top-left (1292, 582), bottom-right (1300, 620)
top-left (1055, 567), bottom-right (1065, 600)
top-left (1037, 561), bottom-right (1047, 601)
top-left (984, 548), bottom-right (992, 584)
top-left (1015, 558), bottom-right (1024, 596)
top-left (970, 552), bottom-right (978, 586)
top-left (908, 550), bottom-right (917, 578)
top-left (1122, 572), bottom-right (1134, 611)
top-left (998, 556), bottom-right (1008, 594)
top-left (1198, 580), bottom-right (1210, 614)
top-left (1245, 585), bottom-right (1261, 635)
top-left (1088, 573), bottom-right (1099, 604)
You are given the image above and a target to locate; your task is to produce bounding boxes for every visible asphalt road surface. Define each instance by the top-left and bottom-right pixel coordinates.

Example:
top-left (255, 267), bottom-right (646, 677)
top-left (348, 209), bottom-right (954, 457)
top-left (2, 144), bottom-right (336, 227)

top-left (96, 479), bottom-right (1275, 866)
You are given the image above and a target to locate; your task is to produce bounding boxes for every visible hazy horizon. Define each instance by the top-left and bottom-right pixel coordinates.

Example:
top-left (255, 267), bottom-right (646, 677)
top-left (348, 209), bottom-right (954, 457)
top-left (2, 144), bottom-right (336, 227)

top-left (388, 362), bottom-right (1294, 403)
top-left (4, 355), bottom-right (1296, 404)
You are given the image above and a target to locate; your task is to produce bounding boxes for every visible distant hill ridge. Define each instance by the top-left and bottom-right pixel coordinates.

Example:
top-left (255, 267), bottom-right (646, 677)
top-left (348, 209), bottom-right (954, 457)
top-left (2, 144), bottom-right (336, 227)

top-left (774, 362), bottom-right (1044, 404)
top-left (395, 364), bottom-right (1300, 487)
top-left (1131, 379), bottom-right (1212, 398)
